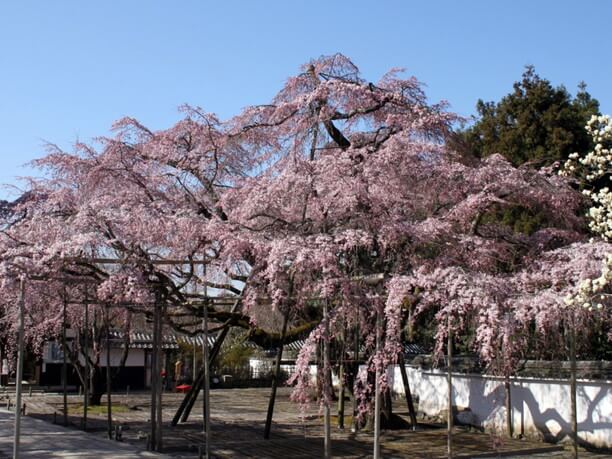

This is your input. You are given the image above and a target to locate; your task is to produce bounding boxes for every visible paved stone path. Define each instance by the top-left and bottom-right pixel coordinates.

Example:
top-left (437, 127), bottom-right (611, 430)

top-left (0, 409), bottom-right (169, 458)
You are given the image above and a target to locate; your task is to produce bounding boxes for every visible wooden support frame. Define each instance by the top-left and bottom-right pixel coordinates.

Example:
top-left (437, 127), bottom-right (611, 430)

top-left (373, 308), bottom-right (382, 459)
top-left (570, 317), bottom-right (578, 459)
top-left (323, 300), bottom-right (331, 459)
top-left (350, 325), bottom-right (360, 434)
top-left (263, 306), bottom-right (290, 439)
top-left (202, 303), bottom-right (211, 459)
top-left (398, 353), bottom-right (418, 429)
top-left (505, 375), bottom-right (512, 438)
top-left (23, 258), bottom-right (395, 454)
top-left (13, 278), bottom-right (25, 459)
top-left (151, 296), bottom-right (163, 451)
top-left (106, 305), bottom-right (113, 439)
top-left (83, 301), bottom-right (89, 431)
top-left (62, 287), bottom-right (68, 427)
top-left (172, 299), bottom-right (241, 425)
top-left (337, 326), bottom-right (346, 430)
top-left (447, 323), bottom-right (454, 459)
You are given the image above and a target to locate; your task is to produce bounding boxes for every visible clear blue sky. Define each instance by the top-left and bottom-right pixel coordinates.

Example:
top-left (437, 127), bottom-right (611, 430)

top-left (1, 1), bottom-right (610, 199)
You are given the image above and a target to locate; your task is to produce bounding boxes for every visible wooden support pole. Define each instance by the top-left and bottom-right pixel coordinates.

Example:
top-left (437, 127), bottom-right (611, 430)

top-left (202, 304), bottom-right (211, 459)
top-left (106, 306), bottom-right (112, 439)
top-left (505, 375), bottom-right (512, 438)
top-left (175, 368), bottom-right (204, 425)
top-left (62, 288), bottom-right (68, 427)
top-left (570, 322), bottom-right (578, 459)
top-left (203, 334), bottom-right (210, 434)
top-left (174, 299), bottom-right (241, 425)
top-left (373, 309), bottom-right (382, 459)
top-left (155, 300), bottom-right (163, 451)
top-left (338, 325), bottom-right (348, 429)
top-left (447, 324), bottom-right (453, 459)
top-left (503, 312), bottom-right (513, 439)
top-left (83, 301), bottom-right (89, 431)
top-left (13, 278), bottom-right (25, 459)
top-left (398, 353), bottom-right (417, 430)
top-left (150, 345), bottom-right (157, 451)
top-left (149, 295), bottom-right (163, 451)
top-left (351, 325), bottom-right (360, 433)
top-left (263, 306), bottom-right (290, 439)
top-left (72, 257), bottom-right (211, 266)
top-left (183, 325), bottom-right (226, 423)
top-left (337, 363), bottom-right (345, 429)
top-left (192, 345), bottom-right (197, 384)
top-left (323, 300), bottom-right (331, 459)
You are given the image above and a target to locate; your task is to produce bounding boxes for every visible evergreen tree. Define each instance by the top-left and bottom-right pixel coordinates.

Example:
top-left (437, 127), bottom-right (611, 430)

top-left (455, 66), bottom-right (600, 167)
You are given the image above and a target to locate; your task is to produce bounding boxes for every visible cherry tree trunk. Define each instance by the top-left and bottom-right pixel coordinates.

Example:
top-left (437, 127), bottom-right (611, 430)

top-left (88, 368), bottom-right (106, 406)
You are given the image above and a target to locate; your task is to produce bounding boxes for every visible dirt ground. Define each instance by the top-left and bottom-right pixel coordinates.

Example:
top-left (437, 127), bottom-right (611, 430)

top-left (11, 387), bottom-right (609, 458)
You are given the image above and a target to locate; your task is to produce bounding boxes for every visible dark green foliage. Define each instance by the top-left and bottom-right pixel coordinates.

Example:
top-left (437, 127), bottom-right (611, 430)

top-left (583, 318), bottom-right (612, 361)
top-left (216, 328), bottom-right (255, 371)
top-left (454, 66), bottom-right (600, 167)
top-left (480, 204), bottom-right (548, 236)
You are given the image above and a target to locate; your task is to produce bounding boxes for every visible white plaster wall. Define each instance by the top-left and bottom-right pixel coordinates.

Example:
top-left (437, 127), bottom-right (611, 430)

top-left (82, 348), bottom-right (145, 367)
top-left (248, 358), bottom-right (270, 378)
top-left (249, 360), bottom-right (611, 448)
top-left (108, 348), bottom-right (145, 367)
top-left (392, 366), bottom-right (612, 449)
top-left (248, 359), bottom-right (322, 381)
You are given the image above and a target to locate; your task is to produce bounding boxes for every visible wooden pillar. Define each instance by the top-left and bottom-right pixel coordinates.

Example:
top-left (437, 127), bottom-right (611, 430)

top-left (204, 332), bottom-right (210, 434)
top-left (398, 353), bottom-right (417, 429)
top-left (62, 288), bottom-right (68, 427)
top-left (337, 326), bottom-right (345, 430)
top-left (505, 375), bottom-right (512, 438)
top-left (150, 348), bottom-right (157, 450)
top-left (263, 306), bottom-right (290, 439)
top-left (373, 309), bottom-right (382, 459)
top-left (337, 363), bottom-right (345, 429)
top-left (175, 366), bottom-right (204, 425)
top-left (203, 303), bottom-right (211, 459)
top-left (150, 295), bottom-right (163, 451)
top-left (351, 325), bottom-right (360, 433)
top-left (13, 278), bottom-right (25, 459)
top-left (83, 301), bottom-right (89, 431)
top-left (447, 324), bottom-right (453, 459)
top-left (323, 300), bottom-right (331, 459)
top-left (106, 306), bottom-right (112, 439)
top-left (174, 299), bottom-right (241, 425)
top-left (192, 344), bottom-right (197, 384)
top-left (155, 300), bottom-right (163, 451)
top-left (570, 322), bottom-right (578, 459)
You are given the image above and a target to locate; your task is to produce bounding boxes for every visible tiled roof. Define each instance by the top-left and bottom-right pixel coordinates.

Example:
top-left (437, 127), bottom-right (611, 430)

top-left (107, 330), bottom-right (216, 350)
top-left (107, 330), bottom-right (427, 355)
